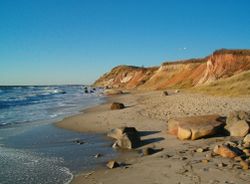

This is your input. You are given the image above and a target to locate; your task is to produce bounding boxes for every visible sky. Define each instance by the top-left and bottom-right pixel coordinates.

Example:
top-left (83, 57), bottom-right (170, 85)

top-left (0, 0), bottom-right (250, 85)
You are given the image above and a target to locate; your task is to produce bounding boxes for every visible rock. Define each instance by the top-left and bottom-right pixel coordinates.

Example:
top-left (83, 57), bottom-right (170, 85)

top-left (110, 102), bottom-right (125, 110)
top-left (116, 133), bottom-right (140, 149)
top-left (225, 120), bottom-right (250, 137)
top-left (168, 114), bottom-right (225, 140)
top-left (243, 149), bottom-right (250, 156)
top-left (84, 89), bottom-right (89, 93)
top-left (202, 159), bottom-right (209, 164)
top-left (107, 127), bottom-right (141, 149)
top-left (108, 127), bottom-right (139, 140)
top-left (73, 139), bottom-right (85, 145)
top-left (94, 153), bottom-right (102, 158)
top-left (234, 156), bottom-right (243, 162)
top-left (240, 160), bottom-right (249, 170)
top-left (106, 160), bottom-right (119, 169)
top-left (196, 148), bottom-right (204, 153)
top-left (218, 162), bottom-right (227, 167)
top-left (175, 89), bottom-right (180, 93)
top-left (104, 89), bottom-right (123, 96)
top-left (213, 145), bottom-right (241, 158)
top-left (225, 111), bottom-right (250, 137)
top-left (244, 134), bottom-right (250, 143)
top-left (162, 91), bottom-right (169, 96)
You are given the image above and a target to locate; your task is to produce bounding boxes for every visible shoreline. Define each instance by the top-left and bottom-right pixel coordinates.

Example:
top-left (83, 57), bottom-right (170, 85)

top-left (56, 90), bottom-right (250, 184)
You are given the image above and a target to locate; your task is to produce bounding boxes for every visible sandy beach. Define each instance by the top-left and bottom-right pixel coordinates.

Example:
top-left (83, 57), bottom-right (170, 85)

top-left (56, 90), bottom-right (250, 184)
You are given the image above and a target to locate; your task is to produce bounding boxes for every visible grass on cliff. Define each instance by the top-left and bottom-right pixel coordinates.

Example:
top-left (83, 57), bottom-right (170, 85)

top-left (191, 70), bottom-right (250, 96)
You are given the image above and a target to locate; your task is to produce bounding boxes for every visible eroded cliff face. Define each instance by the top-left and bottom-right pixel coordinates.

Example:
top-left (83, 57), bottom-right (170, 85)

top-left (93, 49), bottom-right (250, 90)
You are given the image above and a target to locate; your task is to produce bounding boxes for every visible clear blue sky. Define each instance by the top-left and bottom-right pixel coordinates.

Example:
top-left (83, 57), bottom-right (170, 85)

top-left (0, 0), bottom-right (250, 85)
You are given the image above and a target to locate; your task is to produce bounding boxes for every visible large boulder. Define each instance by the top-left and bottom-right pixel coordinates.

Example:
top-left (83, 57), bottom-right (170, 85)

top-left (225, 111), bottom-right (250, 137)
top-left (168, 114), bottom-right (225, 140)
top-left (108, 127), bottom-right (141, 149)
top-left (104, 89), bottom-right (123, 96)
top-left (110, 102), bottom-right (125, 110)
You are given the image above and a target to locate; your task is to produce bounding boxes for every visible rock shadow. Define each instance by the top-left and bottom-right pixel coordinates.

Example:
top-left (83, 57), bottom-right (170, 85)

top-left (139, 131), bottom-right (161, 137)
top-left (140, 137), bottom-right (165, 147)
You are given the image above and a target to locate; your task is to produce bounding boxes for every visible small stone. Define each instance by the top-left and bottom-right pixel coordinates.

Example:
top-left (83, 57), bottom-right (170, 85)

top-left (240, 160), bottom-right (249, 170)
top-left (110, 102), bottom-right (125, 110)
top-left (202, 159), bottom-right (209, 164)
top-left (180, 156), bottom-right (188, 160)
top-left (196, 148), bottom-right (204, 153)
top-left (234, 156), bottom-right (243, 162)
top-left (218, 162), bottom-right (227, 167)
top-left (243, 149), bottom-right (250, 156)
top-left (162, 91), bottom-right (169, 96)
top-left (106, 160), bottom-right (119, 169)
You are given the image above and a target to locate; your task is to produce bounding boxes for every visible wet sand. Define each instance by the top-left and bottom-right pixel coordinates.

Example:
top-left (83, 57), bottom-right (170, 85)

top-left (56, 90), bottom-right (250, 184)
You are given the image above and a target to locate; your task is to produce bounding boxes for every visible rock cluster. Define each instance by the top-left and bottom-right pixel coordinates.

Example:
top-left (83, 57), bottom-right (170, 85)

top-left (107, 127), bottom-right (141, 149)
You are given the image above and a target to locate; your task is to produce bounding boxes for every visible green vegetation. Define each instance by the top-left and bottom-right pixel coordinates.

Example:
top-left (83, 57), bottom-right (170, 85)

top-left (213, 49), bottom-right (250, 56)
top-left (190, 70), bottom-right (250, 96)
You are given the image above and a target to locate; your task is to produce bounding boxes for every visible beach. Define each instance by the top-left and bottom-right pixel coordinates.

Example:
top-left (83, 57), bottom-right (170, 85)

top-left (57, 90), bottom-right (250, 184)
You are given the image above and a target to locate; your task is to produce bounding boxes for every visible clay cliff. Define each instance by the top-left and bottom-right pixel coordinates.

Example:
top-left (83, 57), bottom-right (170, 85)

top-left (93, 49), bottom-right (250, 90)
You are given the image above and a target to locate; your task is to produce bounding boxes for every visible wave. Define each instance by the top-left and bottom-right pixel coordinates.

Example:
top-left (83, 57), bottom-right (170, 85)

top-left (0, 88), bottom-right (66, 109)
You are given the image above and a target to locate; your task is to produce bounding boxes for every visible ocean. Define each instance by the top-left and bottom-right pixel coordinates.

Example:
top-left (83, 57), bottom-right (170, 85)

top-left (0, 85), bottom-right (116, 184)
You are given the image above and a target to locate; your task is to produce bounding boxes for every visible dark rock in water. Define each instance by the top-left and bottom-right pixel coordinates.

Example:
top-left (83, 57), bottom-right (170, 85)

top-left (92, 88), bottom-right (96, 91)
top-left (94, 153), bottom-right (102, 158)
top-left (73, 139), bottom-right (85, 145)
top-left (108, 127), bottom-right (141, 149)
top-left (84, 89), bottom-right (89, 93)
top-left (110, 102), bottom-right (125, 110)
top-left (106, 160), bottom-right (119, 169)
top-left (90, 90), bottom-right (94, 93)
top-left (225, 111), bottom-right (250, 137)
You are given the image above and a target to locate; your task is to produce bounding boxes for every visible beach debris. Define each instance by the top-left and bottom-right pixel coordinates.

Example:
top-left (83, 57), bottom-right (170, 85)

top-left (107, 127), bottom-right (141, 149)
top-left (110, 102), bottom-right (125, 110)
top-left (225, 111), bottom-right (250, 137)
top-left (168, 114), bottom-right (225, 140)
top-left (162, 91), bottom-right (169, 96)
top-left (106, 160), bottom-right (120, 169)
top-left (213, 144), bottom-right (242, 158)
top-left (104, 89), bottom-right (123, 96)
top-left (243, 134), bottom-right (250, 143)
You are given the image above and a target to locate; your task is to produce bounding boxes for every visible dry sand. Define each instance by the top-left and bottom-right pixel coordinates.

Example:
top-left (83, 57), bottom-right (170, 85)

top-left (56, 90), bottom-right (250, 184)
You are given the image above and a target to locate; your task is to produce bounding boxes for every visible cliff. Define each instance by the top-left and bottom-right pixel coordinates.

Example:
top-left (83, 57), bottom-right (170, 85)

top-left (93, 49), bottom-right (250, 90)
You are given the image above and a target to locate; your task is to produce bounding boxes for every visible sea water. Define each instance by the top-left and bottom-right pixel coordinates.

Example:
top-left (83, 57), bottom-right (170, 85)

top-left (0, 85), bottom-right (116, 184)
